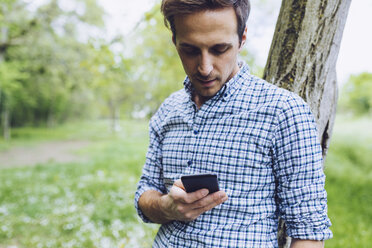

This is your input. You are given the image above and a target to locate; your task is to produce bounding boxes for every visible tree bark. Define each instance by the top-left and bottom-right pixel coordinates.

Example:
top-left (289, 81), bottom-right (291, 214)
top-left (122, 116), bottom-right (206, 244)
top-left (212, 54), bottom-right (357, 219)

top-left (262, 0), bottom-right (351, 247)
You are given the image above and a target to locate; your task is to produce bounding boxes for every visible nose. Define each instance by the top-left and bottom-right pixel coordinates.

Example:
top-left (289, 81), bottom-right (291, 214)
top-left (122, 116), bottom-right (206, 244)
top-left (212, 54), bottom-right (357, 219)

top-left (198, 53), bottom-right (213, 77)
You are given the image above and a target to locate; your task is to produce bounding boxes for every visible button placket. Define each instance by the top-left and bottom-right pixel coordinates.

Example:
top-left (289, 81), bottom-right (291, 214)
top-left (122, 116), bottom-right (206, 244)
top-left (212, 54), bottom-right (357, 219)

top-left (188, 111), bottom-right (202, 167)
top-left (188, 128), bottom-right (197, 167)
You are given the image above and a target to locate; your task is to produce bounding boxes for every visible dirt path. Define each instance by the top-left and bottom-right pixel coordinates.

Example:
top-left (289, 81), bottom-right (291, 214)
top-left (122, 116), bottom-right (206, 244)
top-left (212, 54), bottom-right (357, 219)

top-left (0, 140), bottom-right (91, 168)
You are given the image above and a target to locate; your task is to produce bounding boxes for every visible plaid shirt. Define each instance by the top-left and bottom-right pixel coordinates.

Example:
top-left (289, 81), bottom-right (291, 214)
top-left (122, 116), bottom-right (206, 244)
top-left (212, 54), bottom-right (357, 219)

top-left (135, 62), bottom-right (332, 247)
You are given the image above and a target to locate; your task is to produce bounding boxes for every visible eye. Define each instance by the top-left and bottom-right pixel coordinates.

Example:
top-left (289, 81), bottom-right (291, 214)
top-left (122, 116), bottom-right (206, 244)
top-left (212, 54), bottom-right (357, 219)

top-left (211, 45), bottom-right (230, 55)
top-left (181, 47), bottom-right (200, 56)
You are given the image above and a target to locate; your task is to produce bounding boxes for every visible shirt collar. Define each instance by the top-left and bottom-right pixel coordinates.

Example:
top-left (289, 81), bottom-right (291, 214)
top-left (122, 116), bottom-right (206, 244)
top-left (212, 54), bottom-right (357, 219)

top-left (183, 61), bottom-right (250, 103)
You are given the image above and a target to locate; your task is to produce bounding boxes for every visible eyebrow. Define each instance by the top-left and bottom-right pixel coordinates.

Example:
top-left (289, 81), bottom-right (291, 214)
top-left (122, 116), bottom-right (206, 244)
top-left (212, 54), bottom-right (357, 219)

top-left (179, 42), bottom-right (233, 49)
top-left (179, 43), bottom-right (197, 49)
top-left (213, 43), bottom-right (233, 49)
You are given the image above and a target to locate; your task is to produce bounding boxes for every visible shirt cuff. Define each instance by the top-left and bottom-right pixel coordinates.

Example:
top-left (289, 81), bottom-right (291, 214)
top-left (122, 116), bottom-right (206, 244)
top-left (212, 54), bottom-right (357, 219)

top-left (285, 203), bottom-right (333, 241)
top-left (287, 224), bottom-right (333, 241)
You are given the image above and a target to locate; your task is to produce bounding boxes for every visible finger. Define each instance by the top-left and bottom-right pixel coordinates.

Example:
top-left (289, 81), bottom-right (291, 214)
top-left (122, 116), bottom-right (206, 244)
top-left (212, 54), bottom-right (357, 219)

top-left (173, 179), bottom-right (209, 204)
top-left (172, 188), bottom-right (209, 204)
top-left (191, 191), bottom-right (228, 210)
top-left (183, 188), bottom-right (209, 204)
top-left (183, 194), bottom-right (228, 221)
top-left (198, 194), bottom-right (227, 213)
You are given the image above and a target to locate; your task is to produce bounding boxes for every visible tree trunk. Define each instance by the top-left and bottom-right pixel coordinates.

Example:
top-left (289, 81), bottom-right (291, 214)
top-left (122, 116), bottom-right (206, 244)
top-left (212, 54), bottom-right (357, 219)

top-left (1, 95), bottom-right (11, 140)
top-left (262, 0), bottom-right (351, 247)
top-left (47, 97), bottom-right (56, 128)
top-left (108, 99), bottom-right (121, 133)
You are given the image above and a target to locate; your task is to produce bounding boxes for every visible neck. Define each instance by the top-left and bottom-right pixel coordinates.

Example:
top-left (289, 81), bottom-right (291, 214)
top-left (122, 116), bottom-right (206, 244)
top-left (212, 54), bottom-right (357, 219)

top-left (193, 94), bottom-right (210, 109)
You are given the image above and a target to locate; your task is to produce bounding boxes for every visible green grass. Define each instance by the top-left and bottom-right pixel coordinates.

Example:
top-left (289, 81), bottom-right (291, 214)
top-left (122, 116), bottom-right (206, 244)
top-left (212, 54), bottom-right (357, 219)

top-left (0, 120), bottom-right (112, 152)
top-left (324, 115), bottom-right (372, 247)
top-left (0, 120), bottom-right (159, 248)
top-left (0, 116), bottom-right (371, 247)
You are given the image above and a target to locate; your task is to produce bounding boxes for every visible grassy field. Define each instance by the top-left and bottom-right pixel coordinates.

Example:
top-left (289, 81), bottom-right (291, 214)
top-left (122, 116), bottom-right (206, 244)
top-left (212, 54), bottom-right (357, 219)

top-left (0, 120), bottom-right (159, 248)
top-left (324, 115), bottom-right (372, 247)
top-left (0, 116), bottom-right (371, 247)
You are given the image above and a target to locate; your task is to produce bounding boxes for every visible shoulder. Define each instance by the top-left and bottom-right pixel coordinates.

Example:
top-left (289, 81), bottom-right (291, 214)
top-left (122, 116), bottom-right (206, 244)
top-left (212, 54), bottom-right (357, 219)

top-left (149, 88), bottom-right (188, 130)
top-left (237, 73), bottom-right (309, 114)
top-left (233, 73), bottom-right (317, 134)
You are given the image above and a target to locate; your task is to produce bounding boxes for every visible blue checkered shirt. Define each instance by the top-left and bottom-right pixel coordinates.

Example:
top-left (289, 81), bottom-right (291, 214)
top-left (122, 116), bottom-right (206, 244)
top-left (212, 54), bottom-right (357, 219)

top-left (135, 62), bottom-right (332, 247)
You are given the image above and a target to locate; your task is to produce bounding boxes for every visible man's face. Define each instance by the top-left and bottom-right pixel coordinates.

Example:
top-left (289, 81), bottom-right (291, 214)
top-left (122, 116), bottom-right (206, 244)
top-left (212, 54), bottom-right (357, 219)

top-left (173, 7), bottom-right (246, 106)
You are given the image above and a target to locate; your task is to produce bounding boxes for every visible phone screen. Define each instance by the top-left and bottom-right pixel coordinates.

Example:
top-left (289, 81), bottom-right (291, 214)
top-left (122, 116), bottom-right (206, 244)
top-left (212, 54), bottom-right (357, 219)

top-left (181, 173), bottom-right (219, 194)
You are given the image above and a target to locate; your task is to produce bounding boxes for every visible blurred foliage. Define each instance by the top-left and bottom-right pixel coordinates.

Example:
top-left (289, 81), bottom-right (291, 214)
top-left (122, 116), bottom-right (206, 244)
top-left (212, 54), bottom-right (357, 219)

top-left (130, 3), bottom-right (185, 116)
top-left (338, 72), bottom-right (372, 116)
top-left (82, 39), bottom-right (139, 129)
top-left (0, 120), bottom-right (159, 247)
top-left (324, 115), bottom-right (372, 247)
top-left (0, 0), bottom-right (105, 133)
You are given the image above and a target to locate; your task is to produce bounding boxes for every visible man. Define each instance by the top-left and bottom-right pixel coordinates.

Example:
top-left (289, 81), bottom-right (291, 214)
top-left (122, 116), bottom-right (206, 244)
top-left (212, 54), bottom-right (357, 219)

top-left (135, 0), bottom-right (332, 247)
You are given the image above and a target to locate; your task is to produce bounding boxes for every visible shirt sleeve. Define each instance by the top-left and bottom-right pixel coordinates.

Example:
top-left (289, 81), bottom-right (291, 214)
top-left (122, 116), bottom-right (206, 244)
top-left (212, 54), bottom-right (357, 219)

top-left (134, 112), bottom-right (167, 223)
top-left (272, 95), bottom-right (333, 240)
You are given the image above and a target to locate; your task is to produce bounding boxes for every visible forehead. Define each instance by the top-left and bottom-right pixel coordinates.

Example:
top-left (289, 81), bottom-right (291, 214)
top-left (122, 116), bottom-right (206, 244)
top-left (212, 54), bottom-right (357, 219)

top-left (173, 7), bottom-right (239, 46)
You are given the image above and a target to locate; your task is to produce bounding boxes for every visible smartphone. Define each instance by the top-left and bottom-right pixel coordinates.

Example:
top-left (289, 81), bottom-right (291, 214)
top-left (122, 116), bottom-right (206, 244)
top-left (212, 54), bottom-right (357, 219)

top-left (181, 173), bottom-right (219, 194)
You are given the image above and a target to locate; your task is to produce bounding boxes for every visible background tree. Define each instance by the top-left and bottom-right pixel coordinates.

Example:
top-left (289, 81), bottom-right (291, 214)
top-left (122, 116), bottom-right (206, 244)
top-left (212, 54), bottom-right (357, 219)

top-left (0, 0), bottom-right (104, 139)
top-left (339, 72), bottom-right (372, 116)
top-left (262, 0), bottom-right (352, 247)
top-left (83, 39), bottom-right (138, 132)
top-left (130, 4), bottom-right (185, 116)
top-left (0, 0), bottom-right (33, 139)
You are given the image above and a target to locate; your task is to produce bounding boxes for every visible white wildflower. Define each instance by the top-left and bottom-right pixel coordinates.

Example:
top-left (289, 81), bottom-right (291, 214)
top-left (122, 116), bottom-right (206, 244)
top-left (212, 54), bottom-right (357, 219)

top-left (0, 206), bottom-right (8, 215)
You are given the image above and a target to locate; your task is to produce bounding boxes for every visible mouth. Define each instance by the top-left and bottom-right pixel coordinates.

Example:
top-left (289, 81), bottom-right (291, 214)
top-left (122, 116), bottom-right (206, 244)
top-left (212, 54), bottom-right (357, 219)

top-left (198, 78), bottom-right (216, 87)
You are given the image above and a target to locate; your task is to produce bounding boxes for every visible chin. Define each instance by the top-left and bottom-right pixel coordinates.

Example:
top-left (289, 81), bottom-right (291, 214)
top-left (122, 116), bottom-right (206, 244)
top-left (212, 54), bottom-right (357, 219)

top-left (200, 90), bottom-right (219, 98)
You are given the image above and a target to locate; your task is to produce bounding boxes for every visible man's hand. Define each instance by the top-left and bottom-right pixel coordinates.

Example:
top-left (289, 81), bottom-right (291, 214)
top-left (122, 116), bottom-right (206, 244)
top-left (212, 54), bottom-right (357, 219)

top-left (160, 179), bottom-right (228, 222)
top-left (138, 179), bottom-right (228, 224)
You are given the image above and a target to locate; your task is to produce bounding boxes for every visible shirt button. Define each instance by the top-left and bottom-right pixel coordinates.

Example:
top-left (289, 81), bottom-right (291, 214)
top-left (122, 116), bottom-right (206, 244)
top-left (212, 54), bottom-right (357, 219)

top-left (187, 160), bottom-right (192, 166)
top-left (193, 130), bottom-right (198, 135)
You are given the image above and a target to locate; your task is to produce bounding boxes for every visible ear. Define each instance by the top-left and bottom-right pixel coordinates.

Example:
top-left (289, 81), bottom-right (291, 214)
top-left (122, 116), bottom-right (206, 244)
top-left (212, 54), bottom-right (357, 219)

top-left (239, 26), bottom-right (247, 51)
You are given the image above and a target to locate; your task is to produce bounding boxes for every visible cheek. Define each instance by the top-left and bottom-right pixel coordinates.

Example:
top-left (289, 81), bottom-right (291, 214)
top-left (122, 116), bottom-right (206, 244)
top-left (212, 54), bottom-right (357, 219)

top-left (179, 56), bottom-right (197, 73)
top-left (218, 55), bottom-right (235, 72)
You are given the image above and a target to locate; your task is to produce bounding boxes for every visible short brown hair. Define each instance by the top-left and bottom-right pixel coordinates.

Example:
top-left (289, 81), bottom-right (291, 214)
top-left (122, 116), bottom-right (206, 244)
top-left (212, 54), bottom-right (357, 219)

top-left (161, 0), bottom-right (251, 44)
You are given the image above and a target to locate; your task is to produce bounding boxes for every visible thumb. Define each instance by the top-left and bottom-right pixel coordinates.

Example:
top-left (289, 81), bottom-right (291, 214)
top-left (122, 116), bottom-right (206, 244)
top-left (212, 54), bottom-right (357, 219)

top-left (172, 178), bottom-right (209, 204)
top-left (169, 180), bottom-right (187, 201)
top-left (174, 179), bottom-right (185, 191)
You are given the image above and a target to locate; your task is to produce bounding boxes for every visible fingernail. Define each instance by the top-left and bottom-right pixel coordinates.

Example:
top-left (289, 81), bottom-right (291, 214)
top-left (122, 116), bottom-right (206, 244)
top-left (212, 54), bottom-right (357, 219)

top-left (201, 189), bottom-right (209, 196)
